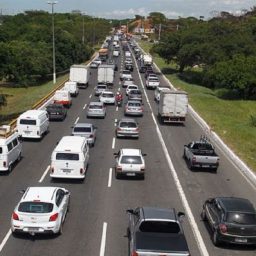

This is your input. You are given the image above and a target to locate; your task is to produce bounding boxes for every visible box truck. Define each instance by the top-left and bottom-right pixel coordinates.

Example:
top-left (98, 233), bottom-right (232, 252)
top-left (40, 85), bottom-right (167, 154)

top-left (97, 64), bottom-right (115, 85)
top-left (69, 65), bottom-right (90, 88)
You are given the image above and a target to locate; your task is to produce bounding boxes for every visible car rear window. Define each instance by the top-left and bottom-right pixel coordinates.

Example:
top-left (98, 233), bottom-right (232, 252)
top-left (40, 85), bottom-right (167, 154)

top-left (120, 122), bottom-right (137, 128)
top-left (18, 202), bottom-right (53, 213)
top-left (74, 127), bottom-right (91, 133)
top-left (89, 105), bottom-right (102, 109)
top-left (226, 213), bottom-right (256, 225)
top-left (97, 85), bottom-right (107, 89)
top-left (20, 119), bottom-right (37, 125)
top-left (120, 156), bottom-right (142, 164)
top-left (130, 90), bottom-right (141, 95)
top-left (56, 153), bottom-right (79, 160)
top-left (123, 71), bottom-right (130, 74)
top-left (139, 221), bottom-right (181, 234)
top-left (128, 102), bottom-right (141, 107)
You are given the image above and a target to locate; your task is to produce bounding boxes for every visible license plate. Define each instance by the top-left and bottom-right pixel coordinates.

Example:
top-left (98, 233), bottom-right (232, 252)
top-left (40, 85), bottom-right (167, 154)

top-left (25, 131), bottom-right (31, 134)
top-left (62, 169), bottom-right (71, 173)
top-left (127, 173), bottom-right (136, 176)
top-left (235, 238), bottom-right (247, 243)
top-left (28, 227), bottom-right (39, 231)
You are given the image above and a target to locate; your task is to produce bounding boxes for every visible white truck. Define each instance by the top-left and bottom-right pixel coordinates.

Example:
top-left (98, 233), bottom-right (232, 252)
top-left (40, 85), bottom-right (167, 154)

top-left (97, 64), bottom-right (114, 86)
top-left (143, 54), bottom-right (153, 66)
top-left (63, 81), bottom-right (78, 97)
top-left (69, 65), bottom-right (90, 88)
top-left (158, 90), bottom-right (188, 124)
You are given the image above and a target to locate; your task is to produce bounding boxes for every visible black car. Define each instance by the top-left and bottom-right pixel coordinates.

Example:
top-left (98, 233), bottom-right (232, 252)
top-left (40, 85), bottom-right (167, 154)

top-left (125, 63), bottom-right (133, 72)
top-left (201, 197), bottom-right (256, 246)
top-left (46, 103), bottom-right (67, 121)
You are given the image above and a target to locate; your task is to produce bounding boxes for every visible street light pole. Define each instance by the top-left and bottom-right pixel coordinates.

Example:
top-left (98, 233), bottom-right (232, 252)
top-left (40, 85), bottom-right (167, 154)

top-left (47, 1), bottom-right (57, 84)
top-left (82, 13), bottom-right (85, 44)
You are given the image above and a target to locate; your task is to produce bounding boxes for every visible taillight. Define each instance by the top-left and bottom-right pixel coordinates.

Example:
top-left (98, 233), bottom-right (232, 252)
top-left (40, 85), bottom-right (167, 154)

top-left (12, 212), bottom-right (19, 220)
top-left (51, 167), bottom-right (54, 173)
top-left (37, 131), bottom-right (39, 135)
top-left (80, 168), bottom-right (84, 174)
top-left (89, 134), bottom-right (94, 138)
top-left (219, 223), bottom-right (227, 233)
top-left (117, 166), bottom-right (122, 171)
top-left (135, 127), bottom-right (139, 131)
top-left (117, 128), bottom-right (121, 131)
top-left (192, 156), bottom-right (196, 163)
top-left (131, 252), bottom-right (138, 256)
top-left (140, 166), bottom-right (145, 171)
top-left (3, 161), bottom-right (6, 167)
top-left (49, 213), bottom-right (58, 222)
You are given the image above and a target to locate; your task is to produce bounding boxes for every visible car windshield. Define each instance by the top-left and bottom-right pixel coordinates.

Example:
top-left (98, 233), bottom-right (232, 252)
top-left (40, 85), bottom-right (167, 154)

top-left (48, 105), bottom-right (62, 110)
top-left (139, 221), bottom-right (181, 234)
top-left (226, 212), bottom-right (256, 225)
top-left (89, 105), bottom-right (102, 109)
top-left (120, 156), bottom-right (142, 164)
top-left (102, 93), bottom-right (114, 97)
top-left (149, 77), bottom-right (159, 81)
top-left (97, 85), bottom-right (106, 89)
top-left (20, 119), bottom-right (37, 125)
top-left (74, 127), bottom-right (91, 133)
top-left (18, 202), bottom-right (53, 213)
top-left (128, 102), bottom-right (141, 107)
top-left (123, 71), bottom-right (130, 74)
top-left (56, 153), bottom-right (79, 160)
top-left (120, 122), bottom-right (137, 128)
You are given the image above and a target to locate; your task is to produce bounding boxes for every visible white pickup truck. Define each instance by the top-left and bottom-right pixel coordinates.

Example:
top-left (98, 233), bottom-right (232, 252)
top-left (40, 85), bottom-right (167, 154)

top-left (183, 138), bottom-right (220, 171)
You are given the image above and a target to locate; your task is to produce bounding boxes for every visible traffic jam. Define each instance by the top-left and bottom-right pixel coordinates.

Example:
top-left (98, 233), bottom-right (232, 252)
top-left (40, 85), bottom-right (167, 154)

top-left (0, 31), bottom-right (255, 256)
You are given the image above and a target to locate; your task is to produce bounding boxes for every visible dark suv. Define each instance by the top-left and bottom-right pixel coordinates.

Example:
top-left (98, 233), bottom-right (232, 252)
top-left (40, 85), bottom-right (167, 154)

top-left (201, 197), bottom-right (256, 246)
top-left (46, 103), bottom-right (67, 121)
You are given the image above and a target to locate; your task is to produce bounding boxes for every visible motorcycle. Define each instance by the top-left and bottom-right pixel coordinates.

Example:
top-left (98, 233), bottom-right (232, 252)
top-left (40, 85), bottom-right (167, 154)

top-left (116, 98), bottom-right (122, 107)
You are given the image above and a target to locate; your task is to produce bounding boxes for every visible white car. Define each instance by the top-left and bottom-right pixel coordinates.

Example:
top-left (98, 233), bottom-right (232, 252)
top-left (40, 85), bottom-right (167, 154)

top-left (11, 186), bottom-right (70, 235)
top-left (113, 50), bottom-right (120, 57)
top-left (146, 76), bottom-right (160, 89)
top-left (122, 77), bottom-right (134, 88)
top-left (120, 70), bottom-right (132, 81)
top-left (126, 85), bottom-right (138, 95)
top-left (87, 102), bottom-right (106, 118)
top-left (154, 87), bottom-right (171, 103)
top-left (114, 148), bottom-right (146, 179)
top-left (95, 83), bottom-right (107, 96)
top-left (99, 91), bottom-right (115, 104)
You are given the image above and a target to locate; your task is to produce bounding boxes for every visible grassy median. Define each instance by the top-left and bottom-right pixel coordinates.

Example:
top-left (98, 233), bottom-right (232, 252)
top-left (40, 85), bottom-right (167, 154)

top-left (139, 41), bottom-right (256, 172)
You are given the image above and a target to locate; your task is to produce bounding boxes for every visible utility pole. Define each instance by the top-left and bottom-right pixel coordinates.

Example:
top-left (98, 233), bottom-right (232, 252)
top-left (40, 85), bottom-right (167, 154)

top-left (158, 23), bottom-right (161, 41)
top-left (47, 1), bottom-right (58, 84)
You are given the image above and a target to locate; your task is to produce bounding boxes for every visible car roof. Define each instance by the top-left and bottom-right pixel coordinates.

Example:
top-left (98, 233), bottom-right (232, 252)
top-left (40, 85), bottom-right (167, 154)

top-left (74, 123), bottom-right (92, 128)
top-left (89, 101), bottom-right (104, 106)
top-left (21, 187), bottom-right (61, 203)
top-left (217, 197), bottom-right (256, 213)
top-left (119, 118), bottom-right (137, 123)
top-left (102, 91), bottom-right (114, 94)
top-left (140, 207), bottom-right (177, 221)
top-left (121, 148), bottom-right (141, 155)
top-left (127, 100), bottom-right (142, 104)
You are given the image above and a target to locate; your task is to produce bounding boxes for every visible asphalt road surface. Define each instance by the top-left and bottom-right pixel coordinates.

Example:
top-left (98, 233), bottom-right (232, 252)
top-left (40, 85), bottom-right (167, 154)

top-left (0, 40), bottom-right (255, 256)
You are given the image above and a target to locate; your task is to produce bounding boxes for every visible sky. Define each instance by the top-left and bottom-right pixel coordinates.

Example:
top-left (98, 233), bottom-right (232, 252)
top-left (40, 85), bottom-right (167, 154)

top-left (1, 0), bottom-right (256, 19)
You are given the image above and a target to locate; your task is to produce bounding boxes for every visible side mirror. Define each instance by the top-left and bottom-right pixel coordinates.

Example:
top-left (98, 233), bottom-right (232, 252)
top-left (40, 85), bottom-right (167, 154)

top-left (178, 212), bottom-right (185, 219)
top-left (142, 153), bottom-right (147, 156)
top-left (206, 198), bottom-right (214, 204)
top-left (19, 189), bottom-right (26, 194)
top-left (113, 152), bottom-right (118, 156)
top-left (126, 209), bottom-right (134, 214)
top-left (64, 191), bottom-right (70, 195)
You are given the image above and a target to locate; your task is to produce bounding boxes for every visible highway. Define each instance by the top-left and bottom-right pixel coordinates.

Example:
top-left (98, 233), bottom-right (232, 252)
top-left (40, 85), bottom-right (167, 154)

top-left (0, 39), bottom-right (255, 256)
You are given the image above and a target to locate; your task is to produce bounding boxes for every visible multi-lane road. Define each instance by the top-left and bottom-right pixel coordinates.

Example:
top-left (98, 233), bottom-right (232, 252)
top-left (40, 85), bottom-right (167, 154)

top-left (0, 40), bottom-right (255, 256)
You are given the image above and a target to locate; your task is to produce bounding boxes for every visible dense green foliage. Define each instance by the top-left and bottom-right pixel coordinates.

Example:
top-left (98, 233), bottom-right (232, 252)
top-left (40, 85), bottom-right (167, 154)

top-left (153, 11), bottom-right (256, 99)
top-left (0, 11), bottom-right (111, 86)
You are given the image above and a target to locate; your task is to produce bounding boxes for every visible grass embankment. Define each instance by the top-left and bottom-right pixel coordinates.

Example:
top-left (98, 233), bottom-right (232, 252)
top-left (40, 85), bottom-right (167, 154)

top-left (0, 74), bottom-right (69, 122)
top-left (139, 41), bottom-right (256, 172)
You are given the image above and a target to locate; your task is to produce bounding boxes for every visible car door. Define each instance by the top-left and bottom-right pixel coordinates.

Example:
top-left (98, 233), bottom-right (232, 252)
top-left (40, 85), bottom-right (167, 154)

top-left (207, 200), bottom-right (221, 230)
top-left (55, 189), bottom-right (68, 222)
top-left (129, 208), bottom-right (140, 253)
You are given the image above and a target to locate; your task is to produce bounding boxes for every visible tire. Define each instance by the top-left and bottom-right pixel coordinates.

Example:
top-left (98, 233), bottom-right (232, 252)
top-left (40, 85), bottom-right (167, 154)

top-left (17, 153), bottom-right (22, 162)
top-left (8, 163), bottom-right (13, 173)
top-left (212, 230), bottom-right (220, 246)
top-left (115, 170), bottom-right (121, 179)
top-left (58, 222), bottom-right (63, 235)
top-left (188, 160), bottom-right (194, 170)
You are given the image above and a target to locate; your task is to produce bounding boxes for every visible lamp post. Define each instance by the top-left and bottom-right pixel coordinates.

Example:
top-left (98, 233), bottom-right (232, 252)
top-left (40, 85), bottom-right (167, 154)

top-left (82, 13), bottom-right (85, 44)
top-left (47, 1), bottom-right (57, 84)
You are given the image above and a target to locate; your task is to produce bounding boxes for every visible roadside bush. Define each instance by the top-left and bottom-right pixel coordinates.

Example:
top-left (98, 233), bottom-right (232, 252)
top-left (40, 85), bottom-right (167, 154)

top-left (214, 88), bottom-right (241, 100)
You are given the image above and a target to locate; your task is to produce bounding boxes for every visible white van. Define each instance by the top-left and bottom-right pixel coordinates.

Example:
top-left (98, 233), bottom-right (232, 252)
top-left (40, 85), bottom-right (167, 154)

top-left (0, 126), bottom-right (22, 172)
top-left (63, 81), bottom-right (79, 97)
top-left (50, 136), bottom-right (89, 180)
top-left (17, 110), bottom-right (49, 139)
top-left (53, 90), bottom-right (72, 108)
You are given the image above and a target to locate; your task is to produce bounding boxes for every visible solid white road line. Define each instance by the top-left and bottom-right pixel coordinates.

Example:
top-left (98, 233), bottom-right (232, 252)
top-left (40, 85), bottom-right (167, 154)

top-left (89, 94), bottom-right (92, 98)
top-left (0, 229), bottom-right (11, 253)
top-left (134, 54), bottom-right (209, 256)
top-left (99, 222), bottom-right (107, 256)
top-left (112, 137), bottom-right (116, 149)
top-left (83, 103), bottom-right (87, 110)
top-left (118, 87), bottom-right (120, 91)
top-left (116, 106), bottom-right (118, 111)
top-left (38, 165), bottom-right (50, 183)
top-left (108, 168), bottom-right (112, 188)
top-left (75, 117), bottom-right (79, 124)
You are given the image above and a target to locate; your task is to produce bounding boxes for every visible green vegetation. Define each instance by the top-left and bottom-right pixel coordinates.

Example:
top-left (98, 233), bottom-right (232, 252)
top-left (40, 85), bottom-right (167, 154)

top-left (139, 41), bottom-right (256, 171)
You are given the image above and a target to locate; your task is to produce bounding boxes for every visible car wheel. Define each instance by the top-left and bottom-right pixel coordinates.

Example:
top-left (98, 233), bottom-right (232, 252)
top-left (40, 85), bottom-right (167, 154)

top-left (188, 160), bottom-right (194, 170)
top-left (58, 222), bottom-right (63, 235)
top-left (115, 170), bottom-right (121, 179)
top-left (17, 153), bottom-right (22, 162)
top-left (212, 230), bottom-right (220, 246)
top-left (8, 164), bottom-right (13, 173)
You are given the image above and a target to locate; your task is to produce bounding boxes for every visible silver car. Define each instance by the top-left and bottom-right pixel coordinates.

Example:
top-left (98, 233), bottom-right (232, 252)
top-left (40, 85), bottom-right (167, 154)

top-left (124, 101), bottom-right (143, 116)
top-left (114, 148), bottom-right (146, 179)
top-left (95, 83), bottom-right (107, 96)
top-left (128, 89), bottom-right (142, 101)
top-left (122, 77), bottom-right (134, 88)
top-left (87, 102), bottom-right (106, 118)
top-left (116, 118), bottom-right (139, 138)
top-left (72, 123), bottom-right (97, 147)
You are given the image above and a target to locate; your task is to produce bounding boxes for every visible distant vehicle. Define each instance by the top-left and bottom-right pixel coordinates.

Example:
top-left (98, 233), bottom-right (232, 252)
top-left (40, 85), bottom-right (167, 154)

top-left (53, 90), bottom-right (72, 108)
top-left (128, 89), bottom-right (142, 102)
top-left (122, 77), bottom-right (134, 88)
top-left (114, 148), bottom-right (146, 179)
top-left (94, 83), bottom-right (107, 96)
top-left (93, 58), bottom-right (102, 66)
top-left (63, 81), bottom-right (78, 97)
top-left (144, 67), bottom-right (155, 79)
top-left (125, 63), bottom-right (133, 72)
top-left (17, 110), bottom-right (49, 139)
top-left (90, 61), bottom-right (99, 69)
top-left (124, 101), bottom-right (143, 116)
top-left (127, 207), bottom-right (190, 256)
top-left (158, 90), bottom-right (188, 124)
top-left (72, 123), bottom-right (97, 147)
top-left (154, 87), bottom-right (171, 103)
top-left (126, 85), bottom-right (138, 95)
top-left (125, 51), bottom-right (131, 57)
top-left (50, 136), bottom-right (89, 179)
top-left (0, 126), bottom-right (22, 172)
top-left (11, 186), bottom-right (70, 236)
top-left (99, 91), bottom-right (115, 105)
top-left (183, 137), bottom-right (220, 171)
top-left (116, 118), bottom-right (139, 138)
top-left (87, 102), bottom-right (106, 119)
top-left (98, 48), bottom-right (109, 62)
top-left (201, 197), bottom-right (256, 246)
top-left (46, 103), bottom-right (67, 121)
top-left (146, 76), bottom-right (160, 89)
top-left (120, 70), bottom-right (132, 81)
top-left (97, 64), bottom-right (115, 85)
top-left (142, 54), bottom-right (153, 65)
top-left (69, 64), bottom-right (90, 88)
top-left (113, 50), bottom-right (120, 57)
